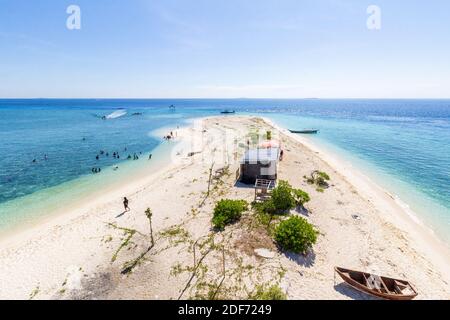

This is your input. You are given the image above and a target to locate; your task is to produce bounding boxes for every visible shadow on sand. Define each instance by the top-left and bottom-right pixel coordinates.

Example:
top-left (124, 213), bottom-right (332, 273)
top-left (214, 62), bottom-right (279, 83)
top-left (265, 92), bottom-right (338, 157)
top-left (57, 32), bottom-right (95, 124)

top-left (283, 251), bottom-right (316, 268)
top-left (294, 206), bottom-right (311, 217)
top-left (333, 282), bottom-right (381, 300)
top-left (115, 211), bottom-right (128, 218)
top-left (233, 181), bottom-right (255, 189)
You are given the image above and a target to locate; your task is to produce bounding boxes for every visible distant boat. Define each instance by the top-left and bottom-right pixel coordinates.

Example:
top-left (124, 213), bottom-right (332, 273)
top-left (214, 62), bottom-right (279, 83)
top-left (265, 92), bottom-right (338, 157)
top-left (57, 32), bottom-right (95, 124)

top-left (289, 129), bottom-right (319, 134)
top-left (169, 105), bottom-right (176, 109)
top-left (221, 110), bottom-right (236, 114)
top-left (334, 267), bottom-right (418, 300)
top-left (104, 109), bottom-right (127, 120)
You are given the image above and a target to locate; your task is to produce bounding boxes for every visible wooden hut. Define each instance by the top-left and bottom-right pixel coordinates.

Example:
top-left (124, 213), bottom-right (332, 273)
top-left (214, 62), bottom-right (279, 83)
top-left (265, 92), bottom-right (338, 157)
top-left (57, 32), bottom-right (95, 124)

top-left (239, 148), bottom-right (279, 184)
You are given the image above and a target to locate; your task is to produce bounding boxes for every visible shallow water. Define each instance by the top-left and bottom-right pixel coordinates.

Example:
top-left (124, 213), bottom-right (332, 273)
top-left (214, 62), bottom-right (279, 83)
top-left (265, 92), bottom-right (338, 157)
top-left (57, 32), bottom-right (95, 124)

top-left (1, 99), bottom-right (449, 243)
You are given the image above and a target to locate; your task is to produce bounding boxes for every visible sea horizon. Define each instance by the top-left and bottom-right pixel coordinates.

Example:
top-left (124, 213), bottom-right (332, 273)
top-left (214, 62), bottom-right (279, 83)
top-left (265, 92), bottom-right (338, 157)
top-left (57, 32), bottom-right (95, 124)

top-left (2, 98), bottom-right (450, 100)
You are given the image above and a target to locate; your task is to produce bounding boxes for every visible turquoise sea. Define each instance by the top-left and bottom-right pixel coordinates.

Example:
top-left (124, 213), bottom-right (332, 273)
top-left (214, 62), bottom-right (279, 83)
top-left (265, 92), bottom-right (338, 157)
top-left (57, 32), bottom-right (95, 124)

top-left (1, 99), bottom-right (449, 244)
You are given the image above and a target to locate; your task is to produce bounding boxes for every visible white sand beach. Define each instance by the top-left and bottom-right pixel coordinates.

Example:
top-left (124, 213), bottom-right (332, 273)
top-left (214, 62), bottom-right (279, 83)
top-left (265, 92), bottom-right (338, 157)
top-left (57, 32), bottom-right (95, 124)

top-left (0, 116), bottom-right (449, 300)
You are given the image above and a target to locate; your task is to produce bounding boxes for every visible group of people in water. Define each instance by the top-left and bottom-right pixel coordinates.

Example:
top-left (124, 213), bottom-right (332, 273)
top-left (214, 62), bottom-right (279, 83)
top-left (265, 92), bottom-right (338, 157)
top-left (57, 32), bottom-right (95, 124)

top-left (128, 153), bottom-right (141, 160)
top-left (92, 167), bottom-right (102, 174)
top-left (32, 132), bottom-right (170, 176)
top-left (90, 147), bottom-right (154, 175)
top-left (93, 150), bottom-right (122, 172)
top-left (95, 150), bottom-right (122, 161)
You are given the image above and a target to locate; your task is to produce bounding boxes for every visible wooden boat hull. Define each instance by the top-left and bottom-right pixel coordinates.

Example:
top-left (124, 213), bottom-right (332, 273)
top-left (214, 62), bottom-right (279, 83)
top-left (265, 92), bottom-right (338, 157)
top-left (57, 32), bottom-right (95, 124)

top-left (289, 129), bottom-right (319, 134)
top-left (335, 267), bottom-right (418, 300)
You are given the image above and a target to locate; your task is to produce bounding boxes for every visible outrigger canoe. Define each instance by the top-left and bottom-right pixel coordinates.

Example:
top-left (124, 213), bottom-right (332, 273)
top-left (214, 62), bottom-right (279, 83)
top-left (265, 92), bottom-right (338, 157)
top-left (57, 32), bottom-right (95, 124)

top-left (335, 267), bottom-right (418, 300)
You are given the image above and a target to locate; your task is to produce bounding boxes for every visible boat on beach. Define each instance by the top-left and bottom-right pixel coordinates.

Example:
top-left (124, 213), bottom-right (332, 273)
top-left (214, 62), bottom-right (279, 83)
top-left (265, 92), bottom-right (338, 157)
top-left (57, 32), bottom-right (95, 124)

top-left (334, 267), bottom-right (418, 300)
top-left (289, 129), bottom-right (319, 134)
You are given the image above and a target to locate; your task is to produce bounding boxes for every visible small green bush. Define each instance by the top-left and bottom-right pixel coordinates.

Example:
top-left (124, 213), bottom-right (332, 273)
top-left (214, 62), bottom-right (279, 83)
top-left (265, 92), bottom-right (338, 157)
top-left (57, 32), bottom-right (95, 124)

top-left (275, 216), bottom-right (318, 254)
top-left (212, 199), bottom-right (248, 230)
top-left (306, 171), bottom-right (330, 189)
top-left (252, 199), bottom-right (276, 215)
top-left (292, 189), bottom-right (310, 207)
top-left (250, 284), bottom-right (287, 300)
top-left (271, 180), bottom-right (296, 213)
top-left (318, 171), bottom-right (330, 180)
top-left (252, 200), bottom-right (276, 227)
top-left (266, 130), bottom-right (272, 140)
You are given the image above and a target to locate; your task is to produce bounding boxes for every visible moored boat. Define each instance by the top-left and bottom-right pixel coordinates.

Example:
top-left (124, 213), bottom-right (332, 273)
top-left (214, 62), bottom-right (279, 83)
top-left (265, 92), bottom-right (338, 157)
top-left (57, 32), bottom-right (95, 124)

top-left (220, 110), bottom-right (236, 114)
top-left (334, 267), bottom-right (418, 300)
top-left (289, 129), bottom-right (319, 134)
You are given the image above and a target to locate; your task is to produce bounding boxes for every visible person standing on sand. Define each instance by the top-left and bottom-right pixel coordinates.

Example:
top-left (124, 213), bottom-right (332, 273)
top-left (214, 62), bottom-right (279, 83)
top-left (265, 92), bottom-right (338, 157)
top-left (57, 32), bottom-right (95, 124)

top-left (123, 197), bottom-right (130, 212)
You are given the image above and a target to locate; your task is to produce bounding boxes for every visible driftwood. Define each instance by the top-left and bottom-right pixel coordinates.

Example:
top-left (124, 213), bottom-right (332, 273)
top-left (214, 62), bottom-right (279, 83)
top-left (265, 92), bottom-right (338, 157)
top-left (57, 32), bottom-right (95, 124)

top-left (178, 236), bottom-right (214, 300)
top-left (199, 162), bottom-right (215, 207)
top-left (210, 246), bottom-right (226, 300)
top-left (107, 223), bottom-right (141, 263)
top-left (121, 208), bottom-right (155, 274)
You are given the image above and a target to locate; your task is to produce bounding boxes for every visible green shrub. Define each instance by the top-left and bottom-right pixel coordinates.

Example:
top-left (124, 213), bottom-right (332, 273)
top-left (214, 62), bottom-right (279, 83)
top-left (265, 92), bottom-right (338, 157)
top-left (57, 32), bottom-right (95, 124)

top-left (250, 284), bottom-right (287, 300)
top-left (254, 182), bottom-right (310, 214)
top-left (252, 200), bottom-right (276, 227)
top-left (316, 171), bottom-right (330, 180)
top-left (212, 199), bottom-right (248, 230)
top-left (275, 216), bottom-right (318, 254)
top-left (266, 130), bottom-right (272, 140)
top-left (292, 189), bottom-right (310, 207)
top-left (252, 199), bottom-right (276, 215)
top-left (271, 180), bottom-right (296, 213)
top-left (306, 171), bottom-right (331, 189)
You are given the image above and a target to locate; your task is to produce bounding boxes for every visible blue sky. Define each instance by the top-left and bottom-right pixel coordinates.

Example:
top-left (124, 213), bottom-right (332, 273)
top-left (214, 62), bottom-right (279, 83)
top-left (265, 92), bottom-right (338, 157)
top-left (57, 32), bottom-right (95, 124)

top-left (0, 0), bottom-right (449, 98)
